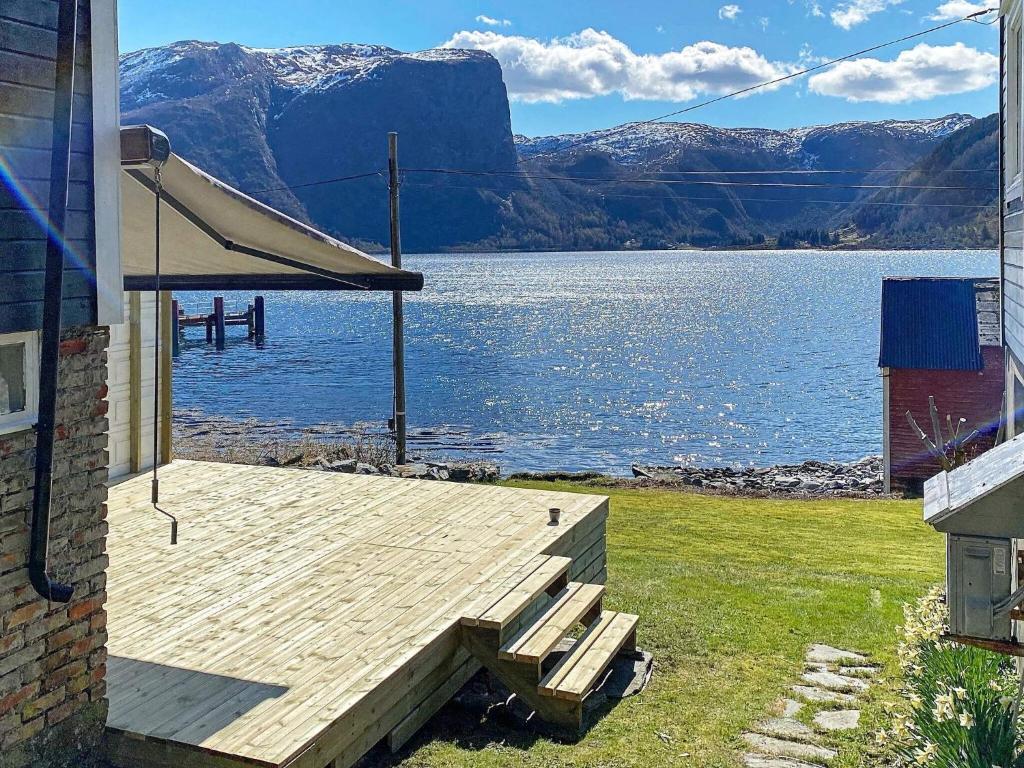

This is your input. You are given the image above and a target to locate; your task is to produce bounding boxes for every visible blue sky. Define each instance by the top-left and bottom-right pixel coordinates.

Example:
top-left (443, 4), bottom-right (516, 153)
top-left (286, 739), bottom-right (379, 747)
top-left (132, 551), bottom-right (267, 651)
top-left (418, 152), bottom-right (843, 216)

top-left (117, 0), bottom-right (1000, 136)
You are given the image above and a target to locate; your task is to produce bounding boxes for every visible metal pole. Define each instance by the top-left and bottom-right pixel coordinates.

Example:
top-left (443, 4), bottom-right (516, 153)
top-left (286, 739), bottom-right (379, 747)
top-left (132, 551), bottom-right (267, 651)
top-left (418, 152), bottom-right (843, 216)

top-left (388, 132), bottom-right (407, 465)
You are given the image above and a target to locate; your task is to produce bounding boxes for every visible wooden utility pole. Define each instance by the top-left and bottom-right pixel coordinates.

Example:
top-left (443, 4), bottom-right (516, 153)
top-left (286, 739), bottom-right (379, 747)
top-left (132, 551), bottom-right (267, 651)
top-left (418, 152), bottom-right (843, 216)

top-left (388, 132), bottom-right (407, 465)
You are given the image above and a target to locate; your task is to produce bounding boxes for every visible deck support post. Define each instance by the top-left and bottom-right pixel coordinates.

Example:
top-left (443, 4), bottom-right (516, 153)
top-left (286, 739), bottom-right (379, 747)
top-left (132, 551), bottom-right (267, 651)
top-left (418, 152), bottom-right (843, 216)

top-left (460, 626), bottom-right (584, 732)
top-left (213, 296), bottom-right (226, 349)
top-left (388, 133), bottom-right (407, 465)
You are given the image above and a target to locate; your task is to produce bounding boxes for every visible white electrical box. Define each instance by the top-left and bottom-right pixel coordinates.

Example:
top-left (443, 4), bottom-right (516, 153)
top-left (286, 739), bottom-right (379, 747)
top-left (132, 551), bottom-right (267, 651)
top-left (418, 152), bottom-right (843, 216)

top-left (923, 436), bottom-right (1024, 649)
top-left (946, 535), bottom-right (1014, 641)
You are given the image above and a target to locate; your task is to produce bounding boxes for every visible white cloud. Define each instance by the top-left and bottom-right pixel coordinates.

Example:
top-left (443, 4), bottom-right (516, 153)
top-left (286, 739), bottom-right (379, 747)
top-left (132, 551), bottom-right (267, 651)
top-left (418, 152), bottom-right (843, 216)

top-left (442, 29), bottom-right (794, 103)
top-left (719, 4), bottom-right (742, 20)
top-left (927, 1), bottom-right (992, 20)
top-left (788, 0), bottom-right (825, 16)
top-left (808, 42), bottom-right (997, 102)
top-left (830, 0), bottom-right (903, 29)
top-left (475, 15), bottom-right (511, 27)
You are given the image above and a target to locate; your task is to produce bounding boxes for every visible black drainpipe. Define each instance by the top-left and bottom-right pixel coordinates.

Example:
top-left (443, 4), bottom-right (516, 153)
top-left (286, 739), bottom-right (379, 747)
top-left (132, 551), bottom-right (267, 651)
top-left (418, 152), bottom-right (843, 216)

top-left (29, 0), bottom-right (80, 603)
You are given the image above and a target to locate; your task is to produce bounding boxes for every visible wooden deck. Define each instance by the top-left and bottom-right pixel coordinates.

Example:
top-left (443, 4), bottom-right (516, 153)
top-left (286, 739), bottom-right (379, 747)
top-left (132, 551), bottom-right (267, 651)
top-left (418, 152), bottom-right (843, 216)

top-left (103, 460), bottom-right (608, 768)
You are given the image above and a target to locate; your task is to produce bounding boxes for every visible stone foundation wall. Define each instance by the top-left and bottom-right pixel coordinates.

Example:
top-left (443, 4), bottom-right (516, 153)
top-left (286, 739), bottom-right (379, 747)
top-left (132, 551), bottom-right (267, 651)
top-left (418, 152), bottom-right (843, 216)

top-left (0, 327), bottom-right (110, 768)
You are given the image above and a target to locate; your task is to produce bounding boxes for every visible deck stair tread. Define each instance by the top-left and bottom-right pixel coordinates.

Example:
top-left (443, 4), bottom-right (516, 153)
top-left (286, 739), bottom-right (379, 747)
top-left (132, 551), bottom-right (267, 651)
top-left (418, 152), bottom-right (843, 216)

top-left (461, 555), bottom-right (572, 630)
top-left (538, 610), bottom-right (639, 702)
top-left (498, 581), bottom-right (605, 664)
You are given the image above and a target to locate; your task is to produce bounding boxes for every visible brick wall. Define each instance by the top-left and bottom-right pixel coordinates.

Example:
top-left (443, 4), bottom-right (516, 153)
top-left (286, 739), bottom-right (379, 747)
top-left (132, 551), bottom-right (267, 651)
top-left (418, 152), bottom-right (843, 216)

top-left (0, 327), bottom-right (110, 768)
top-left (887, 345), bottom-right (1006, 494)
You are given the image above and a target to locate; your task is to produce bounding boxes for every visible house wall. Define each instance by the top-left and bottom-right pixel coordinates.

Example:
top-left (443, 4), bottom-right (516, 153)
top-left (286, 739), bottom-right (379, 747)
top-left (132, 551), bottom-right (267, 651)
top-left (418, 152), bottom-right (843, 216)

top-left (886, 346), bottom-right (1006, 494)
top-left (1004, 3), bottom-right (1024, 378)
top-left (0, 327), bottom-right (109, 768)
top-left (0, 0), bottom-right (98, 334)
top-left (106, 291), bottom-right (167, 480)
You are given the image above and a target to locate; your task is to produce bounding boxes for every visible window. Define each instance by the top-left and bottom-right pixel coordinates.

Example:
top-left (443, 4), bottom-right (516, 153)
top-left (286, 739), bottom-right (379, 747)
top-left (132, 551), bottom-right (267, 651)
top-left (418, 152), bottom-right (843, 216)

top-left (0, 332), bottom-right (39, 434)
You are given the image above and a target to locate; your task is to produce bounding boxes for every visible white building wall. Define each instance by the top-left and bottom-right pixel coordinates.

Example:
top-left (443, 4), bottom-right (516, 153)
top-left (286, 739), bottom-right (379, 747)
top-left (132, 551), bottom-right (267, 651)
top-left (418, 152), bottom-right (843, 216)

top-left (107, 291), bottom-right (166, 480)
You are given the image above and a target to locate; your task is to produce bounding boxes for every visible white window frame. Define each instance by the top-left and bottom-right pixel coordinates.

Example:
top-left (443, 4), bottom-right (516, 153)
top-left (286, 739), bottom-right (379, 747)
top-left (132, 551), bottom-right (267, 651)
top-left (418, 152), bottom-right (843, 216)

top-left (1007, 4), bottom-right (1024, 198)
top-left (0, 332), bottom-right (40, 435)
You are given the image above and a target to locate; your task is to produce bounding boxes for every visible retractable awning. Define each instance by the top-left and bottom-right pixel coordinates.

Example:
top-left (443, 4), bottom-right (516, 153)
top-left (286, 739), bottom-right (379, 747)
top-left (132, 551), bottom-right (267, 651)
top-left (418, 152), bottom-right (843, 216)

top-left (120, 144), bottom-right (422, 292)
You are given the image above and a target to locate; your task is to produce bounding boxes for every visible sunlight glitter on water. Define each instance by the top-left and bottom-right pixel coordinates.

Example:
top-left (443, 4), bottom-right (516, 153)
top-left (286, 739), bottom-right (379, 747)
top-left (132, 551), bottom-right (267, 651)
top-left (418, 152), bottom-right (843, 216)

top-left (173, 249), bottom-right (998, 474)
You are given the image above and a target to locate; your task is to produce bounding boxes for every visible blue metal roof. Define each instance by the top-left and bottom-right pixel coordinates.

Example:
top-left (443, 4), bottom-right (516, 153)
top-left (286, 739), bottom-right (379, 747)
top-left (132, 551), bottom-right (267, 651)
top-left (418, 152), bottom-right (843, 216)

top-left (879, 277), bottom-right (983, 371)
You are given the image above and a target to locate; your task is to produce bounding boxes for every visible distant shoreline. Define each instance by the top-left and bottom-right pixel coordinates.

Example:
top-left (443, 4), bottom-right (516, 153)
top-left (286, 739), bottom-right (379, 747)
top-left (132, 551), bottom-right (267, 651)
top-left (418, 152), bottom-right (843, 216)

top-left (363, 244), bottom-right (999, 256)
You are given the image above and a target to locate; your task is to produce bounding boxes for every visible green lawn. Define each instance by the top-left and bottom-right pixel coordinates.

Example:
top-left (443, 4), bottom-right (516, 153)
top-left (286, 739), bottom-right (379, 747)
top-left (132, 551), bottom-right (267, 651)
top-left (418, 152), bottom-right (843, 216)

top-left (391, 483), bottom-right (944, 768)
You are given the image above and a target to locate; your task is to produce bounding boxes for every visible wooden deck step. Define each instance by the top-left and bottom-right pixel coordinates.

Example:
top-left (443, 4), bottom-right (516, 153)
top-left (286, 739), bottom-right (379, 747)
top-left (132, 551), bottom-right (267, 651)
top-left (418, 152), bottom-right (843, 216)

top-left (498, 582), bottom-right (605, 664)
top-left (461, 555), bottom-right (572, 630)
top-left (538, 611), bottom-right (638, 702)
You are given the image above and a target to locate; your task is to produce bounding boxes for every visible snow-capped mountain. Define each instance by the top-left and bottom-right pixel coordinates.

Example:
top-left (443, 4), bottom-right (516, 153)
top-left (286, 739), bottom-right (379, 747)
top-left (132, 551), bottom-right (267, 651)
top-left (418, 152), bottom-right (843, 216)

top-left (119, 40), bottom-right (517, 250)
top-left (119, 40), bottom-right (993, 251)
top-left (515, 114), bottom-right (977, 167)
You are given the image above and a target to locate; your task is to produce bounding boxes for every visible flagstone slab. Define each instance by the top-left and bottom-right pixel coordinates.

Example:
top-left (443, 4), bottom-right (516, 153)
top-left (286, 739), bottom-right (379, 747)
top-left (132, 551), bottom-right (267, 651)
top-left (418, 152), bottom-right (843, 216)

top-left (781, 699), bottom-right (804, 717)
top-left (758, 718), bottom-right (816, 741)
top-left (791, 685), bottom-right (856, 704)
top-left (802, 670), bottom-right (869, 693)
top-left (742, 733), bottom-right (837, 762)
top-left (743, 754), bottom-right (826, 768)
top-left (814, 709), bottom-right (861, 732)
top-left (838, 665), bottom-right (879, 677)
top-left (806, 644), bottom-right (867, 664)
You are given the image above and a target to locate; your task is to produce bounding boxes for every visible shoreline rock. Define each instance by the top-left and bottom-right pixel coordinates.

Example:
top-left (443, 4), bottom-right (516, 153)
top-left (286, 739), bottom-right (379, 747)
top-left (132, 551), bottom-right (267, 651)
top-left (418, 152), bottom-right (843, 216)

top-left (629, 455), bottom-right (885, 497)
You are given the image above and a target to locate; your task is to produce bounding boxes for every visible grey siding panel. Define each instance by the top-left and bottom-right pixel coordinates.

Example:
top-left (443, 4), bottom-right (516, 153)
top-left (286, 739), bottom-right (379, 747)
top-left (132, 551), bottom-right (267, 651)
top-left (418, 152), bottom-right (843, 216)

top-left (0, 180), bottom-right (92, 212)
top-left (0, 0), bottom-right (97, 333)
top-left (0, 114), bottom-right (92, 152)
top-left (0, 297), bottom-right (93, 335)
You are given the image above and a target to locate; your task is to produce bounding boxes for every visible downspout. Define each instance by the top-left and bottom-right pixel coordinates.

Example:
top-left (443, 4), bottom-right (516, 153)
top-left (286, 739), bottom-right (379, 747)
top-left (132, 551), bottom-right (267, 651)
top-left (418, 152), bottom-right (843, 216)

top-left (29, 0), bottom-right (80, 603)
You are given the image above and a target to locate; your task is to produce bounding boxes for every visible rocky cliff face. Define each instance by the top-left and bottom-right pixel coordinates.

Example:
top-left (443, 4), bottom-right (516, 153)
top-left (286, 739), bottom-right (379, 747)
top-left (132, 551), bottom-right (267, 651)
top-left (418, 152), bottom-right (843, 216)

top-left (120, 41), bottom-right (989, 251)
top-left (120, 41), bottom-right (518, 250)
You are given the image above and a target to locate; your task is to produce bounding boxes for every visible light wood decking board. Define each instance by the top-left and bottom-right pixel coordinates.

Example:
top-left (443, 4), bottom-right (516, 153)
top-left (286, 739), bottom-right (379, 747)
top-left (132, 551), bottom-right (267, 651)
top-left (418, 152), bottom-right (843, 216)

top-left (105, 461), bottom-right (608, 768)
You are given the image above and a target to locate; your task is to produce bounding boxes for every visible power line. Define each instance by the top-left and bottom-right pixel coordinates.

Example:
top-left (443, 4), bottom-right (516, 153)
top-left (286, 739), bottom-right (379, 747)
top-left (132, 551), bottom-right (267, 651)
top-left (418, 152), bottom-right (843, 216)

top-left (237, 6), bottom-right (991, 198)
top-left (400, 167), bottom-right (998, 192)
top-left (401, 179), bottom-right (997, 209)
top-left (532, 7), bottom-right (998, 159)
top-left (247, 164), bottom-right (997, 196)
top-left (250, 170), bottom-right (383, 195)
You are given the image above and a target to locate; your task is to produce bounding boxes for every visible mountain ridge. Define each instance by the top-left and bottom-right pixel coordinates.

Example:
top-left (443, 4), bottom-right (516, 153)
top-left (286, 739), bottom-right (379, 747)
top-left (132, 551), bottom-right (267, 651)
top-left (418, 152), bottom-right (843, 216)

top-left (119, 39), bottom-right (996, 252)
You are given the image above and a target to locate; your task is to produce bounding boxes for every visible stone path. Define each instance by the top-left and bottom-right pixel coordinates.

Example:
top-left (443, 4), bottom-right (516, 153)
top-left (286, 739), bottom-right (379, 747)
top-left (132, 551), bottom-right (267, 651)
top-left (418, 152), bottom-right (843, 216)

top-left (740, 644), bottom-right (879, 767)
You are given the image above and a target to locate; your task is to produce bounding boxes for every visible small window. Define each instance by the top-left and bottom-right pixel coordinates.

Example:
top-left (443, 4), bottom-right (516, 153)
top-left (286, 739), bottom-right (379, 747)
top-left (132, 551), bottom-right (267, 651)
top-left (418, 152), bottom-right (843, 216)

top-left (0, 332), bottom-right (39, 434)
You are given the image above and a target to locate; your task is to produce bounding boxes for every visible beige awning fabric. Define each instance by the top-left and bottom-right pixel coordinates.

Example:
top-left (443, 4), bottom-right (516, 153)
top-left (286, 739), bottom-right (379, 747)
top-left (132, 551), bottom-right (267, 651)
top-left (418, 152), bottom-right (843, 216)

top-left (120, 153), bottom-right (422, 292)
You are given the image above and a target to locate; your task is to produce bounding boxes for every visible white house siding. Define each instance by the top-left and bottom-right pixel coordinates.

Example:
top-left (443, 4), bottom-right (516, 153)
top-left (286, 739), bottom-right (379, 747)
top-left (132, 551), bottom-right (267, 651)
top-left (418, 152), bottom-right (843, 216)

top-left (107, 290), bottom-right (167, 479)
top-left (1004, 2), bottom-right (1024, 423)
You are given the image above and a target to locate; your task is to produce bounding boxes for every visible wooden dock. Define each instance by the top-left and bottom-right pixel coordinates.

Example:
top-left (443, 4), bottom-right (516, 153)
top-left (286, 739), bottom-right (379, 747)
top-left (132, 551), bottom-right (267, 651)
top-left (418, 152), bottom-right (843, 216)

top-left (171, 296), bottom-right (265, 352)
top-left (103, 461), bottom-right (609, 768)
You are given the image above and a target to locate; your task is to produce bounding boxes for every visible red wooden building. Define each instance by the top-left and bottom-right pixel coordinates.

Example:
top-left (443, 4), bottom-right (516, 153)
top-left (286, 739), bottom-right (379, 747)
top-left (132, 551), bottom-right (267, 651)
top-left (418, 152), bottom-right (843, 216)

top-left (880, 277), bottom-right (1004, 495)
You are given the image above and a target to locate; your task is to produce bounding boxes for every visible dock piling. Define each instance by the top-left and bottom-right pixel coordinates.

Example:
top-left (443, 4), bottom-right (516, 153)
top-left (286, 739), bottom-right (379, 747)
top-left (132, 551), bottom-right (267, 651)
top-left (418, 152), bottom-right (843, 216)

top-left (254, 296), bottom-right (266, 340)
top-left (213, 296), bottom-right (226, 348)
top-left (171, 300), bottom-right (180, 357)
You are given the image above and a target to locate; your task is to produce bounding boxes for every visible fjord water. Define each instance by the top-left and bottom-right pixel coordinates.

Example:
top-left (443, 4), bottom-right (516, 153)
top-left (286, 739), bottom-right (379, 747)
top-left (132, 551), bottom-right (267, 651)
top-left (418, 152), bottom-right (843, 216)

top-left (174, 249), bottom-right (998, 474)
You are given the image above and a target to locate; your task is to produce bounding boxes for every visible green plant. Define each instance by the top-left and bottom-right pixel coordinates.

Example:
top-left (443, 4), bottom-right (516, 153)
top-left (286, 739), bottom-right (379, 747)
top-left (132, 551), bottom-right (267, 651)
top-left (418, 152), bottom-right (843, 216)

top-left (905, 396), bottom-right (982, 473)
top-left (879, 587), bottom-right (1024, 767)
